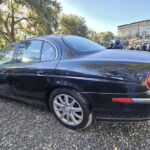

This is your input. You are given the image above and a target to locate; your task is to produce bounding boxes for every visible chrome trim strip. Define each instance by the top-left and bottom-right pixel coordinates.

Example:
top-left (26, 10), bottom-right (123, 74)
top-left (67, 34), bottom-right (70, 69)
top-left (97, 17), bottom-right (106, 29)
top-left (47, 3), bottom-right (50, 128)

top-left (43, 40), bottom-right (59, 61)
top-left (19, 38), bottom-right (59, 61)
top-left (132, 98), bottom-right (150, 104)
top-left (96, 117), bottom-right (150, 121)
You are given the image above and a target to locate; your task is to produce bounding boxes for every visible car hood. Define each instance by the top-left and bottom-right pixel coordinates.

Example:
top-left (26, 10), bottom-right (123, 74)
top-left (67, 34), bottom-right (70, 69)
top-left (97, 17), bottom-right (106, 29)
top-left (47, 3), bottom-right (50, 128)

top-left (81, 49), bottom-right (150, 63)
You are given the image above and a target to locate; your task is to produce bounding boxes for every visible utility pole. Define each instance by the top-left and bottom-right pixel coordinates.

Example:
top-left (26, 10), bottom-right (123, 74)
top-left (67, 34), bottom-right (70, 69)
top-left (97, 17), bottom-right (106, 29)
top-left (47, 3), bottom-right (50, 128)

top-left (142, 22), bottom-right (146, 45)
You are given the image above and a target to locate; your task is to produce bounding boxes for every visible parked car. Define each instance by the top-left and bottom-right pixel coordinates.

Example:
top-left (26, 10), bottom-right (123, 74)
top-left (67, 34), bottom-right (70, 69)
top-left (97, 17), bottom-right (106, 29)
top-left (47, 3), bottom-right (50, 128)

top-left (1, 35), bottom-right (150, 130)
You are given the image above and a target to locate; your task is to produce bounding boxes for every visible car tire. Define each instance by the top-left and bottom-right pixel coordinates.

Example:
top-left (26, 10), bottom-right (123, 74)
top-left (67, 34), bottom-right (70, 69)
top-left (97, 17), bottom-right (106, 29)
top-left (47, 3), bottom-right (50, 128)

top-left (49, 88), bottom-right (93, 130)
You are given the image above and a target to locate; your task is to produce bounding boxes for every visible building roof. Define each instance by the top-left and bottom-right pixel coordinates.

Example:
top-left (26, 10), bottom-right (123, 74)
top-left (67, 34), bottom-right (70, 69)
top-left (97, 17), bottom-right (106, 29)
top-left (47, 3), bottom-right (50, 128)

top-left (118, 19), bottom-right (150, 28)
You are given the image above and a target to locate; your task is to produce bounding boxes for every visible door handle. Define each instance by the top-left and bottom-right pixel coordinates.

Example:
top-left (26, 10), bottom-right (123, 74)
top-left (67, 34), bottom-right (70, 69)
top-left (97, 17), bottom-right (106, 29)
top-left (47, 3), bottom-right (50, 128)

top-left (0, 71), bottom-right (9, 77)
top-left (0, 70), bottom-right (7, 75)
top-left (37, 71), bottom-right (44, 76)
top-left (0, 72), bottom-right (5, 75)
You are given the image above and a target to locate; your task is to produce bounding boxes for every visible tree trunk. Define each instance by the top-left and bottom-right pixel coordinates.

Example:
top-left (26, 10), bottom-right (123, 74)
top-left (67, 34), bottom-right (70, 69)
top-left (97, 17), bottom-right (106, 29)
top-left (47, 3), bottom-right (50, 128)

top-left (10, 0), bottom-right (15, 42)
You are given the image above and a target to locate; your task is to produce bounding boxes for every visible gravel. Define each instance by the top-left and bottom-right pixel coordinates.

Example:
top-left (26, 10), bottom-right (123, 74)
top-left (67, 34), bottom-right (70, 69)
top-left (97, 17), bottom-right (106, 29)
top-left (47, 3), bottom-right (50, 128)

top-left (0, 98), bottom-right (150, 150)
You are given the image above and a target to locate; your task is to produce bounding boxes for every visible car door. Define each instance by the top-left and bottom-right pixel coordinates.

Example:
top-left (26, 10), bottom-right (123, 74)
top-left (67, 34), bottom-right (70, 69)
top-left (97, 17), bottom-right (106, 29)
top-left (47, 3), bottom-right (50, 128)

top-left (8, 39), bottom-right (59, 104)
top-left (0, 43), bottom-right (17, 97)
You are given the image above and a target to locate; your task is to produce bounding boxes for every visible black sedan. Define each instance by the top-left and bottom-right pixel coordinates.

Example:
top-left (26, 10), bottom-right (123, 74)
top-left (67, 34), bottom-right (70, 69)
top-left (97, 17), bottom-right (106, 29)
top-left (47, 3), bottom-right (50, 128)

top-left (1, 35), bottom-right (150, 130)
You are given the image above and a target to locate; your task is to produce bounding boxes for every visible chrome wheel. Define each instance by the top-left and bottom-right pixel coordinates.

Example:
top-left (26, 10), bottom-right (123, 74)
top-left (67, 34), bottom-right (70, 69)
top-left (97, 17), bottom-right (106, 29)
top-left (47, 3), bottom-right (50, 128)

top-left (53, 94), bottom-right (83, 126)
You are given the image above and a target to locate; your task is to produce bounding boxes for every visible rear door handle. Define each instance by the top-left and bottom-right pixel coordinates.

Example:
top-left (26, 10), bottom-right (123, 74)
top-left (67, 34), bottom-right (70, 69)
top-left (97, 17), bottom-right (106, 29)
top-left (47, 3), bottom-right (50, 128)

top-left (37, 70), bottom-right (44, 76)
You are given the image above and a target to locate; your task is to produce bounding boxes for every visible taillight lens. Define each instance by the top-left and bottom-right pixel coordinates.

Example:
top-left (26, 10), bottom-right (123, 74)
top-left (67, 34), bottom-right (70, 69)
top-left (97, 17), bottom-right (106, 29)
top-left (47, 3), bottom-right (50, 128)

top-left (112, 98), bottom-right (133, 103)
top-left (146, 74), bottom-right (150, 89)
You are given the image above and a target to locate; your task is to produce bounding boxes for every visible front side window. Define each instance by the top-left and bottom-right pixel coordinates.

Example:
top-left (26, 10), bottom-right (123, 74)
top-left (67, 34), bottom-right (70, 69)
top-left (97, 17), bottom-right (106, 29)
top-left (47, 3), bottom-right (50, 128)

top-left (16, 40), bottom-right (43, 63)
top-left (0, 44), bottom-right (16, 65)
top-left (63, 35), bottom-right (105, 53)
top-left (41, 42), bottom-right (56, 61)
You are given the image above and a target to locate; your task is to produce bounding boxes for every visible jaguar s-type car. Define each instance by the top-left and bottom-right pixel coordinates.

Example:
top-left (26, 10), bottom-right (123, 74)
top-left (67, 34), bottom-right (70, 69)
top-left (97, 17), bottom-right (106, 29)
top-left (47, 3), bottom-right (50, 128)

top-left (1, 35), bottom-right (150, 129)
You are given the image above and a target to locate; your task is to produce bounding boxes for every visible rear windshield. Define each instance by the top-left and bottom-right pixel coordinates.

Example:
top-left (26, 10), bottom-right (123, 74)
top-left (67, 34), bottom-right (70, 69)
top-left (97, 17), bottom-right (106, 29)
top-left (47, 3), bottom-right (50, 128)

top-left (63, 35), bottom-right (105, 53)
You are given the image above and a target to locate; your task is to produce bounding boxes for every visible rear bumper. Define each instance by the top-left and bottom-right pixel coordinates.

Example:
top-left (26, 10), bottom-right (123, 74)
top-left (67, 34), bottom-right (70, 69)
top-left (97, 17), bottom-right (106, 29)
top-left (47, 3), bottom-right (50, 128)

top-left (81, 90), bottom-right (150, 121)
top-left (95, 110), bottom-right (150, 121)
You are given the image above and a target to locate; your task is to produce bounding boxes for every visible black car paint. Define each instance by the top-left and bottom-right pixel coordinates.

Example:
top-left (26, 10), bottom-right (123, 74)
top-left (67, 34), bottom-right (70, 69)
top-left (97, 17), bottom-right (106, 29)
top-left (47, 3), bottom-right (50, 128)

top-left (1, 35), bottom-right (150, 120)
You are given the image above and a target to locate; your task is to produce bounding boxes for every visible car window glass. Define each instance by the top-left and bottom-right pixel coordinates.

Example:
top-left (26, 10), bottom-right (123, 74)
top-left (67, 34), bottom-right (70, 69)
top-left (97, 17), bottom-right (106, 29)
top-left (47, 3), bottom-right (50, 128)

top-left (41, 42), bottom-right (56, 61)
top-left (63, 35), bottom-right (105, 53)
top-left (0, 44), bottom-right (16, 65)
top-left (16, 40), bottom-right (43, 63)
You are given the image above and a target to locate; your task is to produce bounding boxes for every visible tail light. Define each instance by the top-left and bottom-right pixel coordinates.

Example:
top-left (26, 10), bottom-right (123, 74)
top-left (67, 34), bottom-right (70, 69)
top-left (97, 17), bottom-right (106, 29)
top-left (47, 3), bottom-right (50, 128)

top-left (146, 74), bottom-right (150, 89)
top-left (112, 98), bottom-right (133, 103)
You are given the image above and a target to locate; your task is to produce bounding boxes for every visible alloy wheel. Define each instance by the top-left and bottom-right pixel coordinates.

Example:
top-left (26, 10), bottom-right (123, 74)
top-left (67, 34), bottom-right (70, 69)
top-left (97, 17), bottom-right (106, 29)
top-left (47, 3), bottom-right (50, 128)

top-left (53, 94), bottom-right (83, 126)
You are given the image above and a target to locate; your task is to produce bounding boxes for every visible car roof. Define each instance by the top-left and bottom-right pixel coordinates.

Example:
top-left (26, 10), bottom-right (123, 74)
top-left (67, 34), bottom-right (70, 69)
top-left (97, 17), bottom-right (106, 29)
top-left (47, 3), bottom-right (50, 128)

top-left (17, 34), bottom-right (67, 43)
top-left (9, 34), bottom-right (67, 45)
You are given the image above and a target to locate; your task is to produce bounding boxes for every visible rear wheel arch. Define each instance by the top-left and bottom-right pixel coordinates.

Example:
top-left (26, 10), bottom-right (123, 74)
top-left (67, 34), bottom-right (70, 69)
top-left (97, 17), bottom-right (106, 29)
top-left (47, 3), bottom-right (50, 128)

top-left (45, 86), bottom-right (91, 109)
top-left (48, 88), bottom-right (93, 129)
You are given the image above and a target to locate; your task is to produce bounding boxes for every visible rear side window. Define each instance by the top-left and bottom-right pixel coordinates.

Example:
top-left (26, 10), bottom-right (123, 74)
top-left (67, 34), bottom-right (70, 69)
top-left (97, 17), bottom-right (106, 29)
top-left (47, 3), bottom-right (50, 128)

top-left (41, 42), bottom-right (56, 61)
top-left (16, 40), bottom-right (43, 63)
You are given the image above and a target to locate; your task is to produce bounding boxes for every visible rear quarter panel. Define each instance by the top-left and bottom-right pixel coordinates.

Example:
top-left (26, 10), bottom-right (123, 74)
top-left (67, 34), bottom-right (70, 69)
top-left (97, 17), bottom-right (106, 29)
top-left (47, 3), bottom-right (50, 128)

top-left (54, 59), bottom-right (150, 112)
top-left (55, 59), bottom-right (150, 94)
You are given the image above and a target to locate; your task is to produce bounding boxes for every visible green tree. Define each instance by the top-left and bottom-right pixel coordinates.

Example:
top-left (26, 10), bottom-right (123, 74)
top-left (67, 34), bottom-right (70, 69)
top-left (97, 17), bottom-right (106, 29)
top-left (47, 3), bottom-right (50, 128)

top-left (25, 0), bottom-right (61, 34)
top-left (59, 14), bottom-right (88, 37)
top-left (99, 31), bottom-right (114, 46)
top-left (88, 30), bottom-right (100, 43)
top-left (88, 31), bottom-right (114, 46)
top-left (0, 36), bottom-right (6, 48)
top-left (0, 0), bottom-right (61, 45)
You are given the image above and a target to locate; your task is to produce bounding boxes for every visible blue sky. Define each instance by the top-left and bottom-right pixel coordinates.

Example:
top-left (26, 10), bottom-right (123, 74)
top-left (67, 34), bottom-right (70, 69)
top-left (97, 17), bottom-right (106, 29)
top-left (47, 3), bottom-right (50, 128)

top-left (58, 0), bottom-right (150, 35)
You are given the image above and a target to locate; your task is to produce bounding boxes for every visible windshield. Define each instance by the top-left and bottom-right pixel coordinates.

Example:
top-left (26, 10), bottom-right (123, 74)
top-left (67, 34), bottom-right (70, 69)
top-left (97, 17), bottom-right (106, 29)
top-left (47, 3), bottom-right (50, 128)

top-left (63, 35), bottom-right (105, 53)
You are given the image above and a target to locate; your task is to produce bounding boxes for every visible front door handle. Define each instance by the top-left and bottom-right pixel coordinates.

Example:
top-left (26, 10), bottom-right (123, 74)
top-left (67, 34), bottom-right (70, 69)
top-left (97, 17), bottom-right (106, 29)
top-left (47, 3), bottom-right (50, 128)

top-left (0, 70), bottom-right (7, 75)
top-left (0, 72), bottom-right (5, 75)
